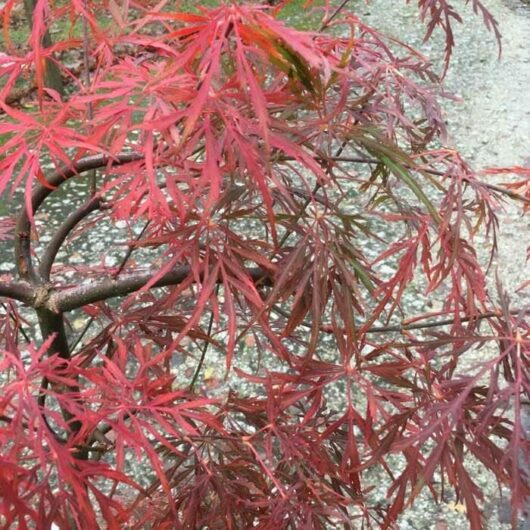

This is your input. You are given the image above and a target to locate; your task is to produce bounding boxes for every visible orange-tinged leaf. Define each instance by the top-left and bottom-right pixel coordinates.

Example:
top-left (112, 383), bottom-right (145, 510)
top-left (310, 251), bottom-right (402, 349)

top-left (35, 166), bottom-right (57, 190)
top-left (151, 11), bottom-right (207, 23)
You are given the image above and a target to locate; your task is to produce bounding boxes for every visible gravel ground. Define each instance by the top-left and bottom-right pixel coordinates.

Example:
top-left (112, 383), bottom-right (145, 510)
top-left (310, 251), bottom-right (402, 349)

top-left (350, 1), bottom-right (530, 528)
top-left (357, 0), bottom-right (530, 304)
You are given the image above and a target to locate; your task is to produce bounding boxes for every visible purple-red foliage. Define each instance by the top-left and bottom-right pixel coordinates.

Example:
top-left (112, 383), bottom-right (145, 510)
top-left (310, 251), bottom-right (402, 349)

top-left (0, 1), bottom-right (528, 528)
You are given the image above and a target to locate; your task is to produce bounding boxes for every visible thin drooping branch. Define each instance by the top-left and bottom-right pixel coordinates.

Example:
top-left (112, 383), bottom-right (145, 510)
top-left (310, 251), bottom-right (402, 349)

top-left (39, 197), bottom-right (103, 281)
top-left (365, 307), bottom-right (528, 333)
top-left (15, 152), bottom-right (144, 284)
top-left (50, 266), bottom-right (272, 313)
top-left (318, 155), bottom-right (530, 206)
top-left (114, 222), bottom-right (152, 278)
top-left (188, 302), bottom-right (217, 392)
top-left (51, 260), bottom-right (528, 342)
top-left (18, 148), bottom-right (524, 289)
top-left (272, 303), bottom-right (528, 336)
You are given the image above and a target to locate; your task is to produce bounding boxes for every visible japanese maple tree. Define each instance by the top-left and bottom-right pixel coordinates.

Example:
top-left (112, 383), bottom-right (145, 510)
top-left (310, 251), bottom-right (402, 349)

top-left (0, 0), bottom-right (528, 528)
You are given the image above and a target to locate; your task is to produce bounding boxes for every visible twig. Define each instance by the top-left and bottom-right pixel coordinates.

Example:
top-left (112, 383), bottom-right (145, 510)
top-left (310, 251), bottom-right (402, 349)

top-left (367, 308), bottom-right (527, 333)
top-left (188, 290), bottom-right (218, 392)
top-left (320, 0), bottom-right (353, 31)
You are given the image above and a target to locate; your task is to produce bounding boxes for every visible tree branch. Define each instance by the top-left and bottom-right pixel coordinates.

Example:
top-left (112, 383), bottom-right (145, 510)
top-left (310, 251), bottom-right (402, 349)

top-left (50, 266), bottom-right (271, 313)
top-left (0, 280), bottom-right (35, 304)
top-left (15, 152), bottom-right (144, 284)
top-left (39, 196), bottom-right (103, 281)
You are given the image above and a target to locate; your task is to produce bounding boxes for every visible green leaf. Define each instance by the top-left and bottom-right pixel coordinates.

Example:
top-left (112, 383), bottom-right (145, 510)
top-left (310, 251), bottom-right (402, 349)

top-left (380, 155), bottom-right (441, 224)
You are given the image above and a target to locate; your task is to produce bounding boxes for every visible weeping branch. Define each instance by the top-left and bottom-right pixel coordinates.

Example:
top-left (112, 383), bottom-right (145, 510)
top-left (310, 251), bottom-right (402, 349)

top-left (39, 197), bottom-right (103, 281)
top-left (15, 152), bottom-right (144, 284)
